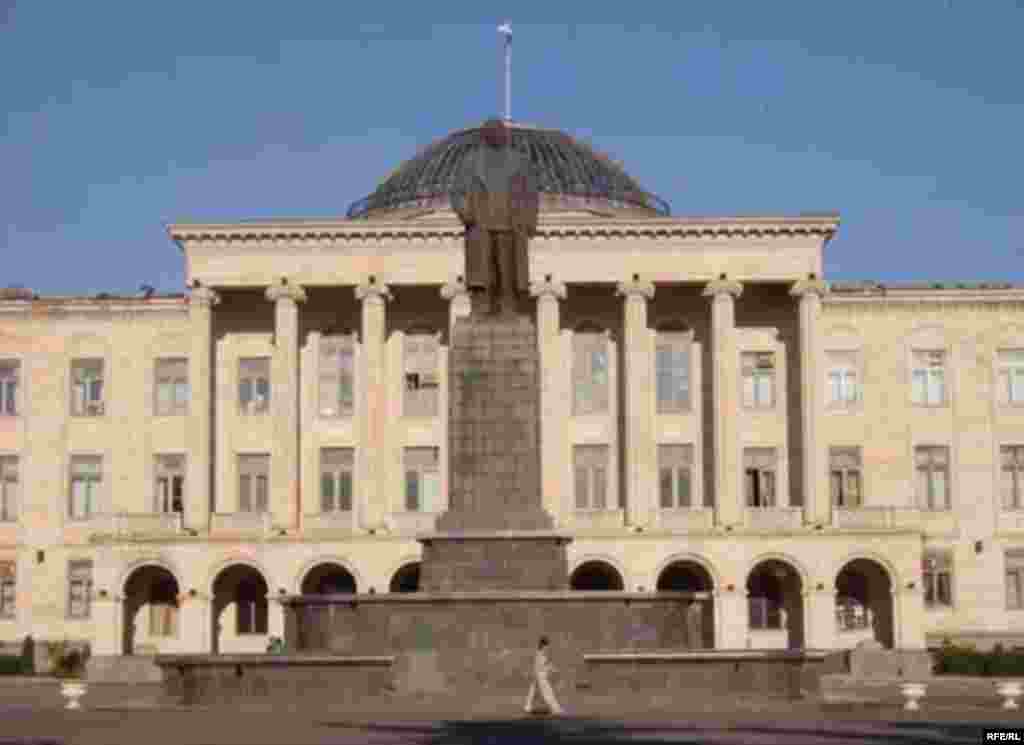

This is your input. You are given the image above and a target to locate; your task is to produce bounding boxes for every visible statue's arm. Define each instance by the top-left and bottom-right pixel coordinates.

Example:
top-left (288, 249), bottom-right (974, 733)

top-left (450, 153), bottom-right (477, 226)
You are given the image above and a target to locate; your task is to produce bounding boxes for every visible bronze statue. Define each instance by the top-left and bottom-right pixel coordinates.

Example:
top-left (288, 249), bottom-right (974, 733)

top-left (450, 119), bottom-right (539, 316)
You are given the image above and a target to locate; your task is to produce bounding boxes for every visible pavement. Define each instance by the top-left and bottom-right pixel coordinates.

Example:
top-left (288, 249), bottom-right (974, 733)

top-left (0, 681), bottom-right (1023, 744)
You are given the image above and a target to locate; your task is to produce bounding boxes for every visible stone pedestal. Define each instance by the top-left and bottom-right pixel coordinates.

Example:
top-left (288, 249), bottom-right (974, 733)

top-left (422, 313), bottom-right (569, 593)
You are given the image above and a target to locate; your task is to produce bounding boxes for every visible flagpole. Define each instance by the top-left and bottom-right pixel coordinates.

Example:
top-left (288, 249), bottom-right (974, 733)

top-left (498, 22), bottom-right (512, 122)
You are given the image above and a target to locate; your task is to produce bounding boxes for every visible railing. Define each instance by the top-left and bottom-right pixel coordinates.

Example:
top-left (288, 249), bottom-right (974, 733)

top-left (743, 508), bottom-right (802, 531)
top-left (210, 511), bottom-right (271, 535)
top-left (89, 512), bottom-right (183, 536)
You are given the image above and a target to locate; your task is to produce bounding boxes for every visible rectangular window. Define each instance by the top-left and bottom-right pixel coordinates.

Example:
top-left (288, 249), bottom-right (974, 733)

top-left (404, 334), bottom-right (440, 418)
top-left (574, 444), bottom-right (609, 510)
top-left (238, 358), bottom-right (270, 415)
top-left (658, 444), bottom-right (693, 508)
top-left (741, 352), bottom-right (775, 409)
top-left (403, 447), bottom-right (440, 513)
top-left (0, 455), bottom-right (18, 522)
top-left (319, 336), bottom-right (355, 418)
top-left (70, 359), bottom-right (104, 416)
top-left (999, 350), bottom-right (1024, 406)
top-left (923, 552), bottom-right (953, 609)
top-left (154, 358), bottom-right (189, 416)
top-left (744, 448), bottom-right (777, 507)
top-left (1003, 446), bottom-right (1024, 511)
top-left (69, 455), bottom-right (101, 520)
top-left (237, 454), bottom-right (269, 513)
top-left (68, 560), bottom-right (93, 619)
top-left (320, 448), bottom-right (354, 512)
top-left (829, 447), bottom-right (862, 508)
top-left (911, 350), bottom-right (946, 406)
top-left (826, 351), bottom-right (859, 407)
top-left (0, 360), bottom-right (19, 416)
top-left (655, 336), bottom-right (690, 413)
top-left (915, 446), bottom-right (950, 511)
top-left (1007, 550), bottom-right (1024, 610)
top-left (573, 333), bottom-right (609, 415)
top-left (0, 562), bottom-right (14, 619)
top-left (154, 454), bottom-right (185, 515)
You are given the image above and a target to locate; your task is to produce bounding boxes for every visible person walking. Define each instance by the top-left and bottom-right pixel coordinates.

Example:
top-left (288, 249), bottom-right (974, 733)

top-left (524, 636), bottom-right (565, 716)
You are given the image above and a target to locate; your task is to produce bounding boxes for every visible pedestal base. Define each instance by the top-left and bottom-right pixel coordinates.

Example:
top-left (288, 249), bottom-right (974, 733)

top-left (419, 532), bottom-right (570, 592)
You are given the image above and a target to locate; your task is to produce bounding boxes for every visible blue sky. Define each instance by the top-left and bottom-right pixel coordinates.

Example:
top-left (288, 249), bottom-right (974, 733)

top-left (3, 2), bottom-right (1023, 295)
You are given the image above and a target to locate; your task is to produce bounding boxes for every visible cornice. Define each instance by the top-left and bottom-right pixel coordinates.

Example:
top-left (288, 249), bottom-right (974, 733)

top-left (825, 290), bottom-right (1024, 306)
top-left (0, 298), bottom-right (187, 318)
top-left (169, 214), bottom-right (839, 244)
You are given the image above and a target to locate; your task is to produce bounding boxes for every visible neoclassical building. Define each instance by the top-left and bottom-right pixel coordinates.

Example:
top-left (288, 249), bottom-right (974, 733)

top-left (1, 121), bottom-right (1023, 666)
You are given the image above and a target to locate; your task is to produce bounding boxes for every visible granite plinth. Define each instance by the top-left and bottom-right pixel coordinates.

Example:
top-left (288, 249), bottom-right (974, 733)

top-left (419, 533), bottom-right (570, 592)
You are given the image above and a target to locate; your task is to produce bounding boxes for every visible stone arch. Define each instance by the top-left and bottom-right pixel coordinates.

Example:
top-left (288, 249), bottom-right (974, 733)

top-left (389, 561), bottom-right (422, 593)
top-left (300, 562), bottom-right (358, 595)
top-left (742, 552), bottom-right (811, 590)
top-left (121, 563), bottom-right (181, 656)
top-left (834, 556), bottom-right (896, 649)
top-left (118, 556), bottom-right (185, 598)
top-left (828, 550), bottom-right (902, 591)
top-left (570, 557), bottom-right (626, 591)
top-left (655, 554), bottom-right (716, 649)
top-left (205, 555), bottom-right (274, 598)
top-left (210, 561), bottom-right (271, 655)
top-left (746, 555), bottom-right (807, 650)
top-left (653, 553), bottom-right (720, 591)
top-left (381, 554), bottom-right (422, 595)
top-left (295, 556), bottom-right (363, 595)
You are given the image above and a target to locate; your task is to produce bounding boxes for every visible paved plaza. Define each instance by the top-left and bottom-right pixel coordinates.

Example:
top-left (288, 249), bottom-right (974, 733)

top-left (0, 682), bottom-right (1022, 744)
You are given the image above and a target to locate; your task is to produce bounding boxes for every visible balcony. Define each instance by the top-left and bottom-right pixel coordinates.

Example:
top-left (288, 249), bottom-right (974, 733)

top-left (653, 508), bottom-right (714, 532)
top-left (210, 511), bottom-right (270, 536)
top-left (832, 507), bottom-right (927, 531)
top-left (90, 512), bottom-right (183, 538)
top-left (303, 511), bottom-right (357, 535)
top-left (743, 507), bottom-right (802, 531)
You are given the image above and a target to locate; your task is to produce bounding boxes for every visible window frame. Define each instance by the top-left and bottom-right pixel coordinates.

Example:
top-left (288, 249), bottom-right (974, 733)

top-left (318, 334), bottom-right (356, 419)
top-left (998, 349), bottom-right (1024, 407)
top-left (657, 444), bottom-right (694, 509)
top-left (238, 357), bottom-right (271, 415)
top-left (0, 562), bottom-right (14, 619)
top-left (1002, 445), bottom-right (1024, 511)
top-left (744, 448), bottom-right (778, 508)
top-left (573, 328), bottom-right (610, 416)
top-left (915, 445), bottom-right (951, 511)
top-left (0, 359), bottom-right (21, 417)
top-left (70, 358), bottom-right (105, 417)
top-left (154, 453), bottom-right (186, 515)
top-left (154, 357), bottom-right (189, 417)
top-left (825, 350), bottom-right (860, 410)
top-left (1006, 550), bottom-right (1024, 611)
top-left (829, 446), bottom-right (863, 508)
top-left (922, 551), bottom-right (954, 609)
top-left (0, 454), bottom-right (18, 522)
top-left (320, 448), bottom-right (354, 513)
top-left (403, 331), bottom-right (441, 419)
top-left (403, 447), bottom-right (440, 513)
top-left (237, 454), bottom-right (269, 513)
top-left (573, 444), bottom-right (610, 511)
top-left (910, 349), bottom-right (947, 407)
top-left (741, 351), bottom-right (776, 410)
top-left (654, 331), bottom-right (691, 414)
top-left (68, 454), bottom-right (102, 521)
top-left (67, 559), bottom-right (93, 620)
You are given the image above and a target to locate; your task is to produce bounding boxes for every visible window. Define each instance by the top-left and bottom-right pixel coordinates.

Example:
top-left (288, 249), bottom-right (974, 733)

top-left (835, 597), bottom-right (871, 631)
top-left (319, 336), bottom-right (355, 418)
top-left (744, 448), bottom-right (777, 507)
top-left (573, 330), bottom-right (609, 415)
top-left (237, 455), bottom-right (269, 513)
top-left (404, 332), bottom-right (440, 418)
top-left (238, 358), bottom-right (270, 415)
top-left (320, 448), bottom-right (354, 512)
top-left (154, 454), bottom-right (185, 515)
top-left (655, 334), bottom-right (690, 413)
top-left (923, 552), bottom-right (953, 609)
top-left (0, 456), bottom-right (17, 522)
top-left (999, 350), bottom-right (1024, 406)
top-left (154, 358), bottom-right (189, 416)
top-left (826, 351), bottom-right (859, 407)
top-left (911, 350), bottom-right (946, 406)
top-left (68, 560), bottom-right (93, 619)
top-left (658, 444), bottom-right (693, 508)
top-left (0, 562), bottom-right (13, 619)
top-left (0, 361), bottom-right (19, 416)
top-left (403, 447), bottom-right (440, 512)
top-left (742, 352), bottom-right (775, 409)
top-left (1003, 446), bottom-right (1024, 511)
top-left (148, 577), bottom-right (178, 637)
top-left (70, 359), bottom-right (104, 416)
top-left (915, 446), bottom-right (950, 510)
top-left (1007, 551), bottom-right (1024, 610)
top-left (236, 579), bottom-right (268, 634)
top-left (829, 447), bottom-right (862, 508)
top-left (574, 445), bottom-right (609, 510)
top-left (69, 455), bottom-right (101, 520)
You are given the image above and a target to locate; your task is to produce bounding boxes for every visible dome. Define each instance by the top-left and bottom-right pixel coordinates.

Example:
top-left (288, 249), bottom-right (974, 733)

top-left (346, 121), bottom-right (670, 219)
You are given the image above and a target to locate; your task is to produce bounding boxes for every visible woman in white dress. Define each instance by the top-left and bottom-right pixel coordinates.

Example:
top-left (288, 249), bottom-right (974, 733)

top-left (524, 636), bottom-right (565, 715)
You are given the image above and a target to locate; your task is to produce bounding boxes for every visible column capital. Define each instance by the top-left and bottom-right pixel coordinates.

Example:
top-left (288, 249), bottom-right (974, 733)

top-left (440, 276), bottom-right (469, 302)
top-left (617, 276), bottom-right (655, 301)
top-left (529, 277), bottom-right (567, 301)
top-left (265, 279), bottom-right (307, 304)
top-left (790, 277), bottom-right (829, 299)
top-left (355, 278), bottom-right (392, 303)
top-left (189, 286), bottom-right (221, 309)
top-left (702, 278), bottom-right (743, 300)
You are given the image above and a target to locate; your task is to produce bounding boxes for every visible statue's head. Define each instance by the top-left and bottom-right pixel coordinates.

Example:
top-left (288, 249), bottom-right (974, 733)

top-left (481, 118), bottom-right (510, 148)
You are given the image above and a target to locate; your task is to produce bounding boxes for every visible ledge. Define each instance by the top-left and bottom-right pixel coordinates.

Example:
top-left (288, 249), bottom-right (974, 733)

top-left (584, 649), bottom-right (833, 663)
top-left (154, 654), bottom-right (394, 667)
top-left (282, 590), bottom-right (712, 605)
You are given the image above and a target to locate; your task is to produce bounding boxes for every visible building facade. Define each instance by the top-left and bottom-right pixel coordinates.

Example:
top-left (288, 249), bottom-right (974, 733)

top-left (1, 122), bottom-right (1023, 661)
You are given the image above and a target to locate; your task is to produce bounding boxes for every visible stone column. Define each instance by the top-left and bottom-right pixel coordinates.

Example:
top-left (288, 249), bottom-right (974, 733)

top-left (790, 277), bottom-right (829, 526)
top-left (804, 587), bottom-right (837, 650)
top-left (530, 277), bottom-right (567, 527)
top-left (617, 276), bottom-right (655, 529)
top-left (702, 278), bottom-right (743, 528)
top-left (187, 285), bottom-right (219, 532)
top-left (177, 592), bottom-right (210, 653)
top-left (355, 279), bottom-right (392, 531)
top-left (266, 279), bottom-right (307, 532)
top-left (89, 595), bottom-right (121, 657)
top-left (716, 588), bottom-right (748, 649)
top-left (441, 277), bottom-right (471, 334)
